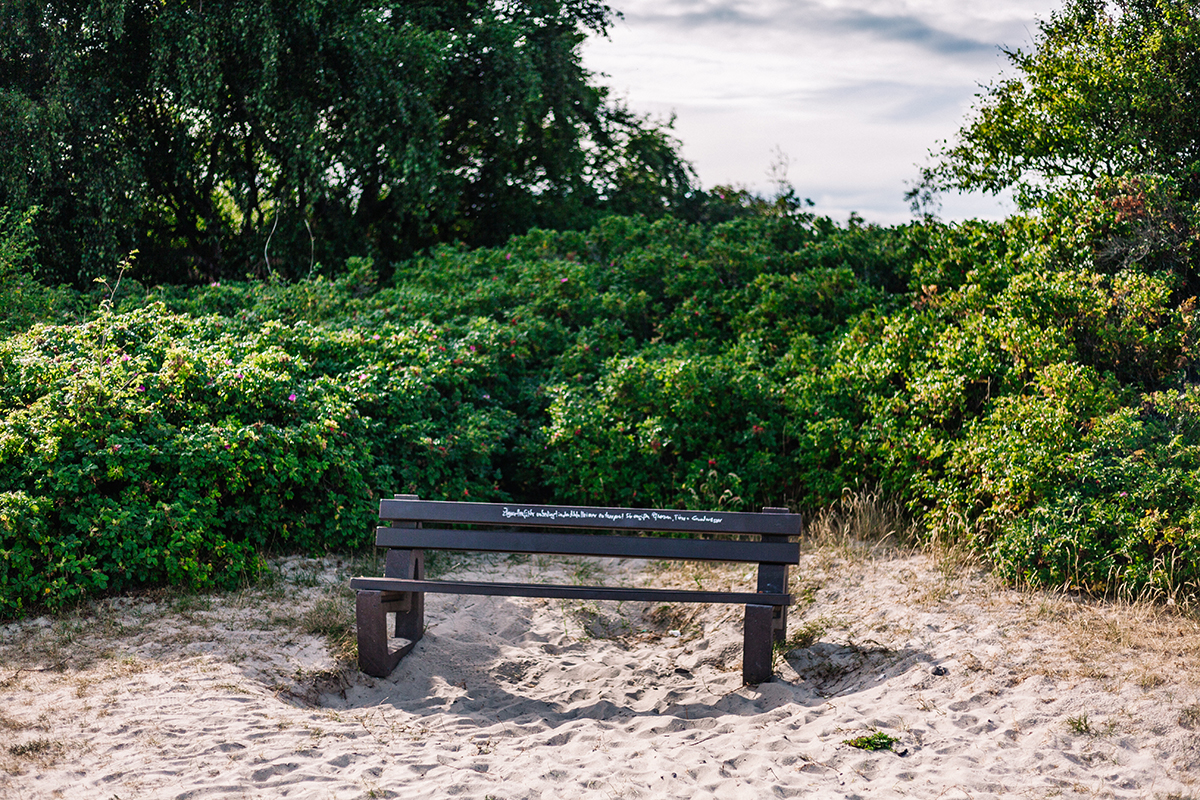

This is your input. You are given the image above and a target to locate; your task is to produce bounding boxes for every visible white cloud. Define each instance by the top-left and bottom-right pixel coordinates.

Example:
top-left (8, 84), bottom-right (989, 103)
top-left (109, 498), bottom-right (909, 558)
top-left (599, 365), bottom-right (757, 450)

top-left (585, 0), bottom-right (1062, 223)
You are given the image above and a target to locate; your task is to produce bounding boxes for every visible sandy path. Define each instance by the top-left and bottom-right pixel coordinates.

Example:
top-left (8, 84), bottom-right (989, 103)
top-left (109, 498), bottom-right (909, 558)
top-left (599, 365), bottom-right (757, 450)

top-left (2, 546), bottom-right (1200, 799)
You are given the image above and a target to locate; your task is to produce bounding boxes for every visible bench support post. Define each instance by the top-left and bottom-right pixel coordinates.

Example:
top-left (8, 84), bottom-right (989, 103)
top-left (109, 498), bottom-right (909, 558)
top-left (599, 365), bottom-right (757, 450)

top-left (760, 507), bottom-right (794, 646)
top-left (756, 562), bottom-right (790, 645)
top-left (386, 548), bottom-right (425, 642)
top-left (356, 504), bottom-right (426, 678)
top-left (743, 507), bottom-right (795, 685)
top-left (356, 590), bottom-right (417, 677)
top-left (743, 604), bottom-right (775, 685)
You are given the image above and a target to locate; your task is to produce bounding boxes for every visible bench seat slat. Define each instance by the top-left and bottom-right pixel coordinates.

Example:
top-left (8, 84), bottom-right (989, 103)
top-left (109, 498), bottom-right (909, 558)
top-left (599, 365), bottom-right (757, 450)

top-left (350, 577), bottom-right (792, 606)
top-left (374, 526), bottom-right (800, 564)
top-left (378, 498), bottom-right (802, 536)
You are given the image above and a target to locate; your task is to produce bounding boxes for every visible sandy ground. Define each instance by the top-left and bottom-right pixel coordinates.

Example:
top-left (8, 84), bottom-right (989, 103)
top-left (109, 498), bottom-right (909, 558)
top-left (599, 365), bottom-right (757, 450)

top-left (3, 541), bottom-right (1200, 799)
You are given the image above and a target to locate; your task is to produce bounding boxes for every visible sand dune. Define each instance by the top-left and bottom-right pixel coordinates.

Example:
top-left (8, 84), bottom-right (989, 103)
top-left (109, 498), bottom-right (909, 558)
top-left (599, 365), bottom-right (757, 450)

top-left (2, 544), bottom-right (1200, 799)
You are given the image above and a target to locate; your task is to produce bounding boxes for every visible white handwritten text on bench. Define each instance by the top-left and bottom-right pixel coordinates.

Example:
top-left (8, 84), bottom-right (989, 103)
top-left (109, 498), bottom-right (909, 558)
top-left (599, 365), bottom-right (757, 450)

top-left (500, 507), bottom-right (725, 525)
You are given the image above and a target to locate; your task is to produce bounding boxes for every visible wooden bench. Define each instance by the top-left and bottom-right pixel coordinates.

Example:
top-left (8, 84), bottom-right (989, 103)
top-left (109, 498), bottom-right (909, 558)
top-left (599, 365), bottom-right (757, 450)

top-left (349, 495), bottom-right (802, 684)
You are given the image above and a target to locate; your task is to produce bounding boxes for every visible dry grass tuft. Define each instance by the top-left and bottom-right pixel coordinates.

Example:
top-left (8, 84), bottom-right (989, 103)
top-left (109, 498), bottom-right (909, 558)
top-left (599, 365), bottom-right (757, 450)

top-left (798, 489), bottom-right (995, 605)
top-left (643, 602), bottom-right (705, 638)
top-left (565, 600), bottom-right (637, 640)
top-left (777, 616), bottom-right (834, 653)
top-left (804, 488), bottom-right (919, 558)
top-left (1, 736), bottom-right (69, 774)
top-left (300, 590), bottom-right (358, 664)
top-left (1179, 704), bottom-right (1200, 730)
top-left (1015, 588), bottom-right (1200, 687)
top-left (277, 666), bottom-right (357, 707)
top-left (0, 713), bottom-right (29, 733)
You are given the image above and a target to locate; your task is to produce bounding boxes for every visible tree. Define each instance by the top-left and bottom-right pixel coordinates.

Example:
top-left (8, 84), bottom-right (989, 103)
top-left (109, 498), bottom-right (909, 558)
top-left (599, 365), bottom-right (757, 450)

top-left (914, 0), bottom-right (1200, 208)
top-left (0, 0), bottom-right (695, 285)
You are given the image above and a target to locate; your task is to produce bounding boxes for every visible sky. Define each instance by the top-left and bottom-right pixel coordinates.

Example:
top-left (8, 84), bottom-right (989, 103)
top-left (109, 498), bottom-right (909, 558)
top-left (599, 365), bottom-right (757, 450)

top-left (581, 0), bottom-right (1063, 224)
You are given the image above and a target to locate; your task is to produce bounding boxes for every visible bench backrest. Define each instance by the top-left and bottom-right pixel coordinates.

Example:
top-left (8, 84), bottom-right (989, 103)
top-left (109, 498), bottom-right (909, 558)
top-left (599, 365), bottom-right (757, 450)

top-left (377, 497), bottom-right (802, 565)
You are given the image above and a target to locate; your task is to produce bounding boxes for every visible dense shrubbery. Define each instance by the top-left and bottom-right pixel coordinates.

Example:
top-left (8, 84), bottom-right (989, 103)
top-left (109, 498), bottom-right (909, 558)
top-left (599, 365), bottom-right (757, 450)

top-left (1, 213), bottom-right (910, 613)
top-left (0, 297), bottom-right (550, 614)
top-left (5, 185), bottom-right (1200, 612)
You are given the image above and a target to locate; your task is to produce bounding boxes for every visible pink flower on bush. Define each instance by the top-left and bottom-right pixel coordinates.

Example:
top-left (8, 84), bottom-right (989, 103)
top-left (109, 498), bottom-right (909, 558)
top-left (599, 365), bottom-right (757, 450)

top-left (560, 277), bottom-right (568, 283)
top-left (137, 385), bottom-right (146, 392)
top-left (288, 393), bottom-right (297, 401)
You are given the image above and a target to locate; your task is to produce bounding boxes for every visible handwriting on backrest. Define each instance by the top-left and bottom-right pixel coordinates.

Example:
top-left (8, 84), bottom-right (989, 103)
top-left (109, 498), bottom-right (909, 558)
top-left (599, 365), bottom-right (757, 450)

top-left (501, 507), bottom-right (726, 525)
top-left (379, 499), bottom-right (801, 536)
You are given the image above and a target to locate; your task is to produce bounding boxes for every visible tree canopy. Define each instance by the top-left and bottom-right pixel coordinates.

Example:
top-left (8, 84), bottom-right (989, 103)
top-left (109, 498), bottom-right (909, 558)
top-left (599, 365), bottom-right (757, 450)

top-left (915, 0), bottom-right (1200, 207)
top-left (0, 0), bottom-right (695, 285)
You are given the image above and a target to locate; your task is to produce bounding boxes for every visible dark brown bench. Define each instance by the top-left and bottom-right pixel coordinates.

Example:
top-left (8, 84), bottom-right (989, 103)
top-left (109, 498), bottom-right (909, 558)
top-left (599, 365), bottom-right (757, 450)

top-left (350, 495), bottom-right (802, 684)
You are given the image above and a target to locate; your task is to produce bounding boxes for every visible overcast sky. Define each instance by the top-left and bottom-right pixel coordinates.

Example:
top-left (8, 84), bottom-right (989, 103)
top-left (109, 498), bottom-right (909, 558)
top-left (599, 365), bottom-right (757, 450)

top-left (582, 0), bottom-right (1062, 224)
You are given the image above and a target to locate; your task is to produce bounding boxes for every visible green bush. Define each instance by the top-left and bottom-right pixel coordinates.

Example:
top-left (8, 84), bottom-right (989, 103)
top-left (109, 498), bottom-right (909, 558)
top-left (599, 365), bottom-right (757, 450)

top-left (7, 203), bottom-right (1200, 611)
top-left (539, 348), bottom-right (789, 508)
top-left (0, 308), bottom-right (369, 612)
top-left (979, 388), bottom-right (1200, 600)
top-left (0, 303), bottom-right (522, 614)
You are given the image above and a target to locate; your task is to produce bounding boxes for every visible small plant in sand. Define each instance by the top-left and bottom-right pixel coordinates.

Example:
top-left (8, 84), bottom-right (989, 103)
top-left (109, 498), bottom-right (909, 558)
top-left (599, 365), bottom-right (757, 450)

top-left (3, 736), bottom-right (68, 774)
top-left (0, 713), bottom-right (27, 733)
top-left (1178, 704), bottom-right (1200, 730)
top-left (1065, 714), bottom-right (1094, 735)
top-left (774, 617), bottom-right (833, 670)
top-left (568, 558), bottom-right (604, 585)
top-left (1136, 672), bottom-right (1166, 691)
top-left (301, 593), bottom-right (358, 664)
top-left (842, 731), bottom-right (899, 751)
top-left (8, 738), bottom-right (60, 758)
top-left (566, 600), bottom-right (633, 640)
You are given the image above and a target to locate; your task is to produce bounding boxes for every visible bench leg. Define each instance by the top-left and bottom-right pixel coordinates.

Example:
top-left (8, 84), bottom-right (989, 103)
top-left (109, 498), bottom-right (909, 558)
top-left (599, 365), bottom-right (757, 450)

top-left (386, 549), bottom-right (425, 642)
top-left (356, 549), bottom-right (426, 678)
top-left (356, 590), bottom-right (417, 677)
top-left (743, 604), bottom-right (775, 685)
top-left (772, 602), bottom-right (788, 645)
top-left (755, 561), bottom-right (790, 645)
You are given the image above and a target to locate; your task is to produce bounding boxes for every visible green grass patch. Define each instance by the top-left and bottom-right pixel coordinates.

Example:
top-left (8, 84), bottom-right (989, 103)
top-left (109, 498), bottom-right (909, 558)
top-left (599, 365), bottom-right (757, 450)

top-left (842, 731), bottom-right (899, 751)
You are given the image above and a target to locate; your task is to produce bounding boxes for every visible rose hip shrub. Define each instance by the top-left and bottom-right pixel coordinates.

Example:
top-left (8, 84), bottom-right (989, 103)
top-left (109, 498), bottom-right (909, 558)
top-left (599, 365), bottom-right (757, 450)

top-left (823, 192), bottom-right (1200, 601)
top-left (540, 349), bottom-right (790, 509)
top-left (7, 193), bottom-right (1200, 612)
top-left (0, 305), bottom-right (515, 614)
